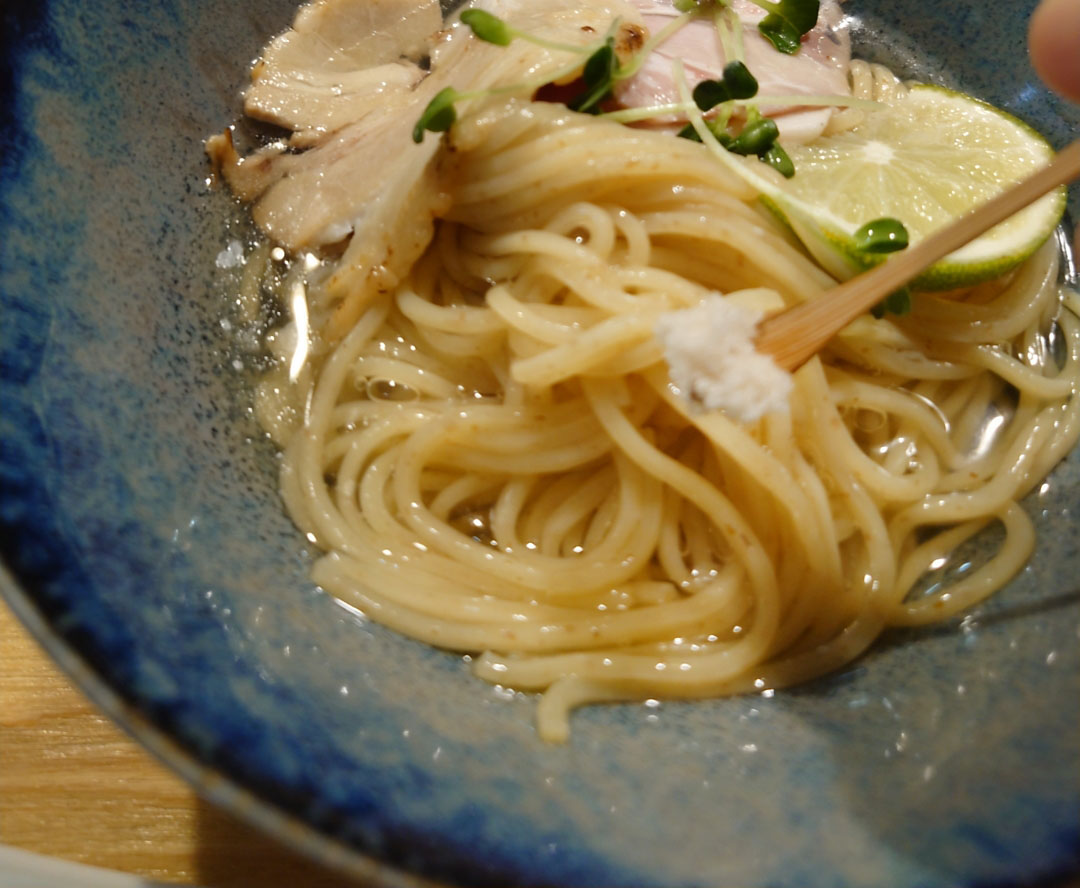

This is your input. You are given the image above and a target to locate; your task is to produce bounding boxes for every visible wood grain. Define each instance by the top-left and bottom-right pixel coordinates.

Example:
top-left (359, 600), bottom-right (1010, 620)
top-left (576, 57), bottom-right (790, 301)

top-left (0, 599), bottom-right (358, 887)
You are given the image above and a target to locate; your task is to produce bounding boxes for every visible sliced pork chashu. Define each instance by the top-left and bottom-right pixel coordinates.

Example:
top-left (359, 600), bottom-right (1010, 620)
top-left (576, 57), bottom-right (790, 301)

top-left (210, 0), bottom-right (642, 339)
top-left (244, 0), bottom-right (441, 146)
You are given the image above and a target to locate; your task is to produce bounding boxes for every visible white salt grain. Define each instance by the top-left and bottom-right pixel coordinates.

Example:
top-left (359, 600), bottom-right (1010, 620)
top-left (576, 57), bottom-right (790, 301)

top-left (655, 293), bottom-right (792, 423)
top-left (215, 239), bottom-right (246, 269)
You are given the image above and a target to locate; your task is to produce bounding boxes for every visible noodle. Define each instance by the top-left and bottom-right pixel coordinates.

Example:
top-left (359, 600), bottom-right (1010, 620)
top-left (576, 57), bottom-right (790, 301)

top-left (245, 95), bottom-right (1080, 741)
top-left (209, 0), bottom-right (1080, 740)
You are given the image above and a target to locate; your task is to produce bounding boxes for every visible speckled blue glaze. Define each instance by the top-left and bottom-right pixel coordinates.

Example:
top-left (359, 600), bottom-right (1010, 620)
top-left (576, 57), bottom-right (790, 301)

top-left (2, 1), bottom-right (1078, 886)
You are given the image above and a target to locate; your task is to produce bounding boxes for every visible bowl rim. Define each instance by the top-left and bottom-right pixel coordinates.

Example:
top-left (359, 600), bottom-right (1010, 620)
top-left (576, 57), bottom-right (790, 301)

top-left (3, 1), bottom-right (1079, 883)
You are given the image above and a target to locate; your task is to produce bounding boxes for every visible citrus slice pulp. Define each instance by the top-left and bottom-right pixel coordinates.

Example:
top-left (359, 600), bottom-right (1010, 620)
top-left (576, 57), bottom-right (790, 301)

top-left (771, 84), bottom-right (1067, 290)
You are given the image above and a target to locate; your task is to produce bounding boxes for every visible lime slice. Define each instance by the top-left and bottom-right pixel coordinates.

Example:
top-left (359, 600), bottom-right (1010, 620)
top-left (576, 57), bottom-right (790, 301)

top-left (770, 84), bottom-right (1066, 290)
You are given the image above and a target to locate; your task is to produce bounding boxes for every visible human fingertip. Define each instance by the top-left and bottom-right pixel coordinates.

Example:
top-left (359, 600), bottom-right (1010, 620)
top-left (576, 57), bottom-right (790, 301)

top-left (1029, 0), bottom-right (1080, 103)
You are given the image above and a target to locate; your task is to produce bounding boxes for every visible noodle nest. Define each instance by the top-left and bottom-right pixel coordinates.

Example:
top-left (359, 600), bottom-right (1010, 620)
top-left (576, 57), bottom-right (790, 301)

top-left (255, 96), bottom-right (1079, 742)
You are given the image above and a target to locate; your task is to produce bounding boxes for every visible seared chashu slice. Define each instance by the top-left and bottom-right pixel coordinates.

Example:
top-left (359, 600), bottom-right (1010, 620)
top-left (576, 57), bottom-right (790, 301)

top-left (210, 0), bottom-right (643, 339)
top-left (244, 0), bottom-right (441, 147)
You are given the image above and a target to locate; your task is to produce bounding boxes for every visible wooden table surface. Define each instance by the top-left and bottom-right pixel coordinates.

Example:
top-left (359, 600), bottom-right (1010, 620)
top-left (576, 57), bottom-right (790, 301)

top-left (0, 598), bottom-right (363, 887)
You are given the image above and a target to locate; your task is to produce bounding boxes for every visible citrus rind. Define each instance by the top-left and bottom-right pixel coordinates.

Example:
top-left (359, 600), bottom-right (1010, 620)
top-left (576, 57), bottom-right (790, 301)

top-left (767, 84), bottom-right (1067, 290)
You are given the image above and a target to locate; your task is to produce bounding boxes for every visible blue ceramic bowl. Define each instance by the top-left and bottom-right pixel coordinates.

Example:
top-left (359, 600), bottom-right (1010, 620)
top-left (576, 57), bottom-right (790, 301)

top-left (2, 2), bottom-right (1079, 886)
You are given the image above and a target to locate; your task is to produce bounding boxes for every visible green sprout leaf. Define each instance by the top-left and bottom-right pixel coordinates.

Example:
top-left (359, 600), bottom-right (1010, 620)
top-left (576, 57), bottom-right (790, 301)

top-left (583, 38), bottom-right (616, 85)
top-left (761, 143), bottom-right (794, 177)
top-left (859, 218), bottom-right (911, 316)
top-left (721, 61), bottom-right (758, 99)
top-left (751, 0), bottom-right (819, 54)
top-left (678, 118), bottom-right (735, 146)
top-left (568, 38), bottom-right (618, 113)
top-left (871, 286), bottom-right (913, 317)
top-left (413, 87), bottom-right (462, 143)
top-left (459, 9), bottom-right (513, 45)
top-left (885, 287), bottom-right (913, 314)
top-left (693, 79), bottom-right (731, 111)
top-left (677, 123), bottom-right (703, 142)
top-left (692, 61), bottom-right (758, 112)
top-left (853, 217), bottom-right (910, 254)
top-left (729, 116), bottom-right (779, 156)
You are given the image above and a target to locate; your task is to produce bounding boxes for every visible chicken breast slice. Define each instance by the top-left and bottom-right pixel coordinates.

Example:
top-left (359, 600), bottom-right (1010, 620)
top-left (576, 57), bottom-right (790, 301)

top-left (614, 0), bottom-right (851, 142)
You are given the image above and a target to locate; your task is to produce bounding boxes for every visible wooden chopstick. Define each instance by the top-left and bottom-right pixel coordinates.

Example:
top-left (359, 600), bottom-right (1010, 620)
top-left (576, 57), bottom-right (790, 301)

top-left (756, 138), bottom-right (1080, 371)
